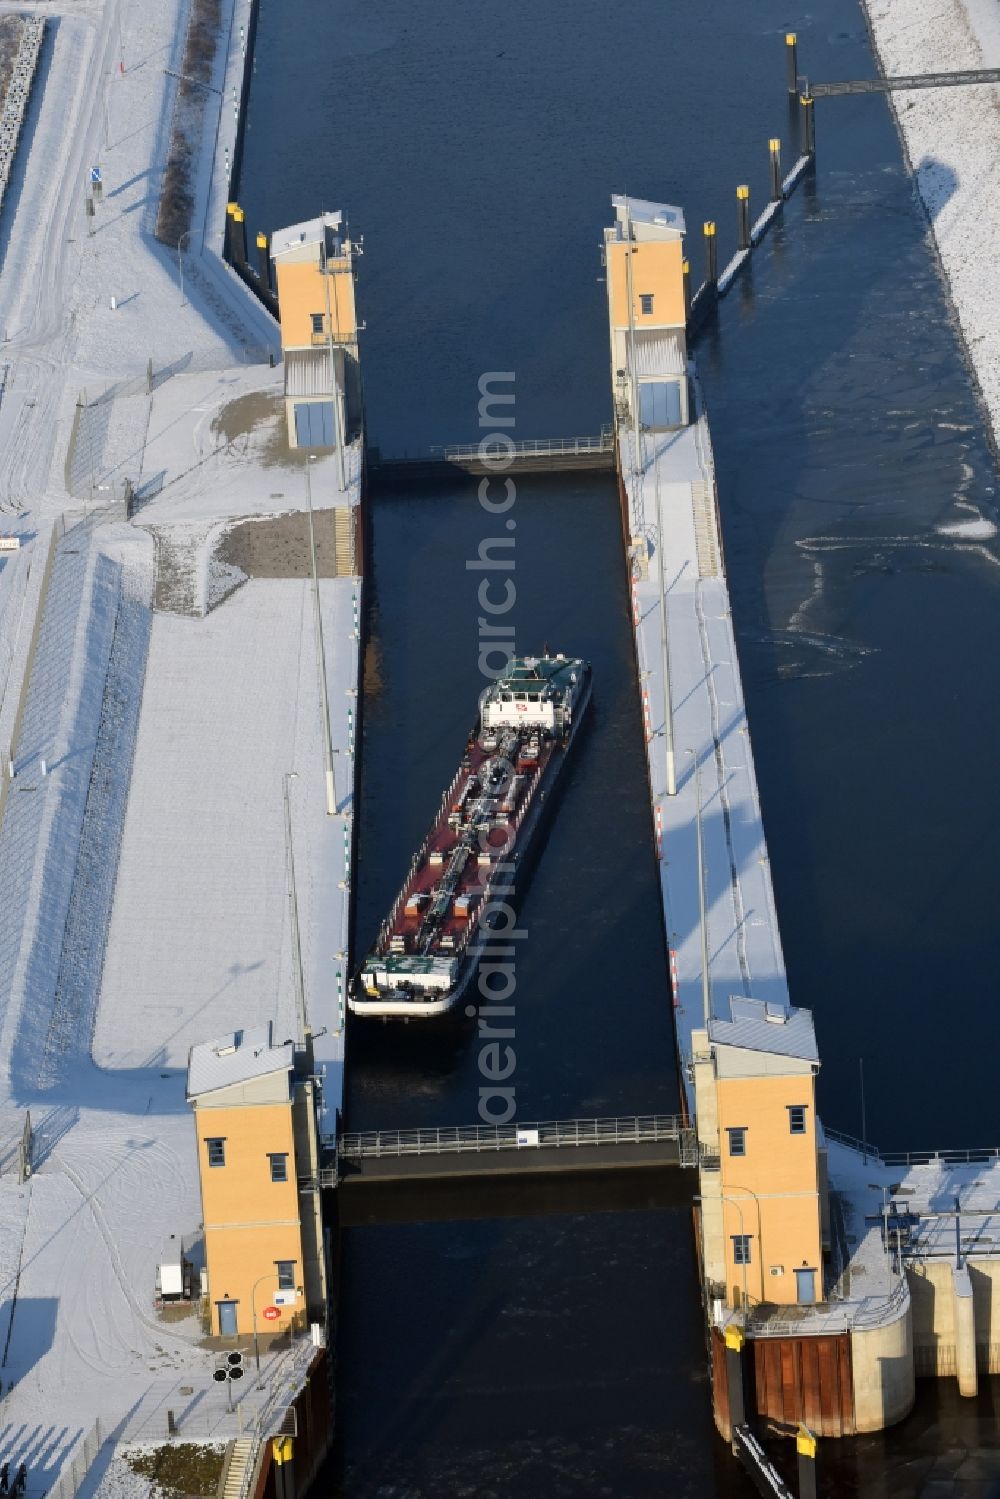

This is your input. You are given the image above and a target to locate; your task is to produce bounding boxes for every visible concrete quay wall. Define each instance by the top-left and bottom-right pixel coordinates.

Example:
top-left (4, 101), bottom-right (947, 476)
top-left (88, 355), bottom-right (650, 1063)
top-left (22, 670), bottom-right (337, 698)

top-left (850, 1302), bottom-right (915, 1434)
top-left (613, 378), bottom-right (922, 1437)
top-left (908, 1257), bottom-right (1000, 1387)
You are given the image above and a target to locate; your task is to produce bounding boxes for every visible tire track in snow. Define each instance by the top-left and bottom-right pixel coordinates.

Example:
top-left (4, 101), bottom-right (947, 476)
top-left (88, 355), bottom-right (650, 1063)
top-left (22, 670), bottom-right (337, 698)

top-left (55, 1152), bottom-right (193, 1354)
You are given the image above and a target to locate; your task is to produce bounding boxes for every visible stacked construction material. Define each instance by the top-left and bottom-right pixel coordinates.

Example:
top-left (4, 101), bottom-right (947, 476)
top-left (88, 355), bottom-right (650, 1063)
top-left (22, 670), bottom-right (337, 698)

top-left (0, 18), bottom-right (44, 220)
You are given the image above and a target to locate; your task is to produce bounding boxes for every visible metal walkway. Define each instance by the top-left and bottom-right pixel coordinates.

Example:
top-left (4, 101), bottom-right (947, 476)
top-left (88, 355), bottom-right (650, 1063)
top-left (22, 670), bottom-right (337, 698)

top-left (811, 67), bottom-right (1000, 97)
top-left (368, 429), bottom-right (615, 481)
top-left (733, 1426), bottom-right (797, 1498)
top-left (325, 1113), bottom-right (697, 1185)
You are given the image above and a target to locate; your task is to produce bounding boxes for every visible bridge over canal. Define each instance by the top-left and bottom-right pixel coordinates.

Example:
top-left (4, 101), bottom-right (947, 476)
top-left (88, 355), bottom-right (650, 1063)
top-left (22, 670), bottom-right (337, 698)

top-left (367, 430), bottom-right (615, 483)
top-left (324, 1113), bottom-right (698, 1187)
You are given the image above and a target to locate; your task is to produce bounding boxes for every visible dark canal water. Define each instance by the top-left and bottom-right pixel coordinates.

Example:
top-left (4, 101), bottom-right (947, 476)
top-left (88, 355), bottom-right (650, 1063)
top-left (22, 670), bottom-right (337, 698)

top-left (241, 0), bottom-right (1000, 1492)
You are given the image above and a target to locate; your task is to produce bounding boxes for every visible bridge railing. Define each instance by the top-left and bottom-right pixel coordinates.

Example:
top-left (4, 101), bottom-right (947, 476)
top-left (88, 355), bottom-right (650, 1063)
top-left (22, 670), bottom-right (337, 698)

top-left (368, 430), bottom-right (615, 468)
top-left (432, 428), bottom-right (614, 464)
top-left (339, 1113), bottom-right (686, 1160)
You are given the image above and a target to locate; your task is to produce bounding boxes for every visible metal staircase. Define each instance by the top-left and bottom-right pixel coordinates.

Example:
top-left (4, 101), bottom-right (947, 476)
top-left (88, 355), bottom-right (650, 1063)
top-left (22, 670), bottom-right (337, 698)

top-left (219, 1439), bottom-right (255, 1499)
top-left (333, 506), bottom-right (354, 576)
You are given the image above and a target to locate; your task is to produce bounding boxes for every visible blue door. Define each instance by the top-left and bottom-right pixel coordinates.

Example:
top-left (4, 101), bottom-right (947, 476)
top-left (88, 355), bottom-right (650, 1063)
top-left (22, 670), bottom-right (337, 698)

top-left (638, 380), bottom-right (682, 430)
top-left (294, 401), bottom-right (335, 448)
top-left (795, 1269), bottom-right (817, 1305)
top-left (217, 1299), bottom-right (238, 1336)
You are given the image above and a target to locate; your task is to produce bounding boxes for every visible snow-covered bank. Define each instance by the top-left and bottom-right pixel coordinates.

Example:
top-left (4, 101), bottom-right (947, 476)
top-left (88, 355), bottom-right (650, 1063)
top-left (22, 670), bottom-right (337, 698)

top-left (94, 578), bottom-right (353, 1090)
top-left (0, 0), bottom-right (361, 1463)
top-left (864, 0), bottom-right (1000, 449)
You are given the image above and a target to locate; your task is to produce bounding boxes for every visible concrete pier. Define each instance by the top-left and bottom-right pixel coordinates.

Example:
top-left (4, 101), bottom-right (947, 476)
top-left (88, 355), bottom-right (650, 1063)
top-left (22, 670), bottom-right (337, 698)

top-left (605, 195), bottom-right (918, 1444)
top-left (954, 1265), bottom-right (978, 1397)
top-left (849, 1298), bottom-right (915, 1433)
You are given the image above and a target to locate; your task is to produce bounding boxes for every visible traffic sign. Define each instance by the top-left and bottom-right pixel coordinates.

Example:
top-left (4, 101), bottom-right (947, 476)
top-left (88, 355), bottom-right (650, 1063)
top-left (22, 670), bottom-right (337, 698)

top-left (90, 166), bottom-right (102, 185)
top-left (261, 1305), bottom-right (281, 1322)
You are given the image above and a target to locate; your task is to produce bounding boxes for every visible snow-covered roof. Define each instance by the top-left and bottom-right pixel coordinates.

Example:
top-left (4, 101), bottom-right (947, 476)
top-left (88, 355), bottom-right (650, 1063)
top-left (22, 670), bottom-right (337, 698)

top-left (186, 1022), bottom-right (294, 1098)
top-left (271, 212), bottom-right (344, 260)
top-left (610, 194), bottom-right (686, 239)
top-left (708, 996), bottom-right (818, 1062)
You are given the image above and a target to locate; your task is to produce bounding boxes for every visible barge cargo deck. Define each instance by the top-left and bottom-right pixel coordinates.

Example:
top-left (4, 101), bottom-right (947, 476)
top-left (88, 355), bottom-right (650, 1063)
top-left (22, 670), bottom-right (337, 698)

top-left (352, 654), bottom-right (591, 1018)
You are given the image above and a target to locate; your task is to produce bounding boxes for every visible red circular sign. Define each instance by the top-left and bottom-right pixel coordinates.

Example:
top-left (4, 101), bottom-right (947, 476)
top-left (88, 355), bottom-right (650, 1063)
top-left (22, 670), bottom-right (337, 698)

top-left (261, 1305), bottom-right (281, 1322)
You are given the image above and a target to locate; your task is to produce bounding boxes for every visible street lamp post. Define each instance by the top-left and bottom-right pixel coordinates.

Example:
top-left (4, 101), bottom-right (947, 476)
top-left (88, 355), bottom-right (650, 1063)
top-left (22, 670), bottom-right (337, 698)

top-left (687, 748), bottom-right (711, 1026)
top-left (623, 201), bottom-right (643, 532)
top-left (283, 771), bottom-right (308, 1044)
top-left (250, 1272), bottom-right (276, 1375)
top-left (721, 1185), bottom-right (765, 1312)
top-left (177, 229), bottom-right (191, 307)
top-left (722, 1192), bottom-right (749, 1310)
top-left (651, 426), bottom-right (677, 796)
top-left (320, 242), bottom-right (347, 492)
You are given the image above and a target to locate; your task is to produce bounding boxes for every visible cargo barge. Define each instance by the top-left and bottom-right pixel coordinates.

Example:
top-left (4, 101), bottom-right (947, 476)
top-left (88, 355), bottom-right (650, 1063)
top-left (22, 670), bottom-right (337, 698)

top-left (350, 654), bottom-right (591, 1018)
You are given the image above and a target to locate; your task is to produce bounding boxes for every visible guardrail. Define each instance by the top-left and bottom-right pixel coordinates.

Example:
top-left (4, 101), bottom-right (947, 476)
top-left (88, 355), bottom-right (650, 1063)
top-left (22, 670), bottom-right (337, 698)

top-left (339, 1113), bottom-right (690, 1160)
top-left (123, 1337), bottom-right (320, 1443)
top-left (852, 1272), bottom-right (910, 1327)
top-left (881, 1145), bottom-right (1000, 1168)
top-left (822, 1125), bottom-right (882, 1161)
top-left (746, 1272), bottom-right (909, 1339)
top-left (824, 1125), bottom-right (1000, 1170)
